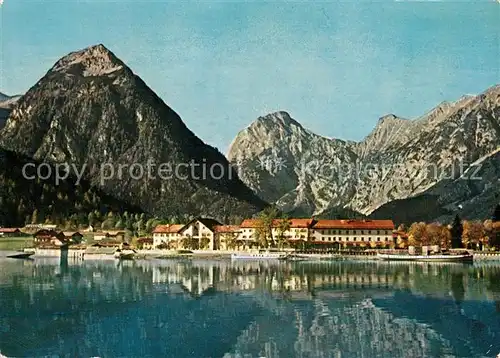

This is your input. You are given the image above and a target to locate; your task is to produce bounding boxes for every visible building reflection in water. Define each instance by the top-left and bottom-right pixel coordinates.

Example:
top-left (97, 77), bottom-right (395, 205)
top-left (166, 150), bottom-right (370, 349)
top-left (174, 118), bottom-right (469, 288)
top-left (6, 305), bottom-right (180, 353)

top-left (1, 259), bottom-right (500, 357)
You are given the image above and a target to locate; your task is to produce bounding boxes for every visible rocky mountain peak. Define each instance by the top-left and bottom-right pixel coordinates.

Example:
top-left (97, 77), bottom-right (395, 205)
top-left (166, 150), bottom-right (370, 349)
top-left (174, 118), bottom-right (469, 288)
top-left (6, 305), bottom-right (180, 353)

top-left (378, 113), bottom-right (399, 122)
top-left (0, 45), bottom-right (266, 220)
top-left (230, 84), bottom-right (500, 220)
top-left (256, 111), bottom-right (303, 129)
top-left (50, 44), bottom-right (127, 78)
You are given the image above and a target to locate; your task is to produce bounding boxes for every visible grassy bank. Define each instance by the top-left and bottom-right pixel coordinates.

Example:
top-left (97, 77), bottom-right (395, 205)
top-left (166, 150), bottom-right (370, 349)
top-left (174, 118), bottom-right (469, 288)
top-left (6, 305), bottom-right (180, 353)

top-left (0, 237), bottom-right (33, 251)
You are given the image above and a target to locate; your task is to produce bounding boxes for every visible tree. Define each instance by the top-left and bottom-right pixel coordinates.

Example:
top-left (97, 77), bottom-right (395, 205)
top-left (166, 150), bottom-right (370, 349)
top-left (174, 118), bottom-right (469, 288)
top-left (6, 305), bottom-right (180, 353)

top-left (106, 211), bottom-right (116, 227)
top-left (101, 219), bottom-right (115, 230)
top-left (170, 216), bottom-right (180, 224)
top-left (157, 242), bottom-right (173, 250)
top-left (224, 232), bottom-right (239, 250)
top-left (115, 220), bottom-right (125, 230)
top-left (490, 205), bottom-right (500, 249)
top-left (408, 222), bottom-right (427, 246)
top-left (427, 223), bottom-right (442, 246)
top-left (396, 234), bottom-right (407, 249)
top-left (253, 207), bottom-right (278, 248)
top-left (31, 209), bottom-right (38, 224)
top-left (276, 216), bottom-right (292, 249)
top-left (200, 237), bottom-right (210, 250)
top-left (450, 214), bottom-right (463, 249)
top-left (462, 220), bottom-right (485, 249)
top-left (397, 223), bottom-right (407, 232)
top-left (88, 212), bottom-right (96, 227)
top-left (145, 218), bottom-right (157, 233)
top-left (181, 235), bottom-right (198, 250)
top-left (426, 223), bottom-right (451, 248)
top-left (493, 204), bottom-right (500, 222)
top-left (135, 219), bottom-right (145, 235)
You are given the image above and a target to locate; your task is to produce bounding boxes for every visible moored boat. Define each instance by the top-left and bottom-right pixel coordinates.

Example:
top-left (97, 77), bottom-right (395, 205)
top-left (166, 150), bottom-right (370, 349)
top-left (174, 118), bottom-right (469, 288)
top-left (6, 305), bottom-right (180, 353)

top-left (377, 252), bottom-right (473, 263)
top-left (6, 252), bottom-right (34, 259)
top-left (114, 249), bottom-right (135, 260)
top-left (231, 250), bottom-right (287, 260)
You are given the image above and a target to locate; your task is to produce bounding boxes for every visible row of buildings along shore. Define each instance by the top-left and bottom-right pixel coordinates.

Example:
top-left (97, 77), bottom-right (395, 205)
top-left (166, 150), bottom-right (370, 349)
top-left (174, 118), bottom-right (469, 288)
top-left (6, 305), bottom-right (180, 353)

top-left (0, 218), bottom-right (402, 251)
top-left (152, 218), bottom-right (399, 250)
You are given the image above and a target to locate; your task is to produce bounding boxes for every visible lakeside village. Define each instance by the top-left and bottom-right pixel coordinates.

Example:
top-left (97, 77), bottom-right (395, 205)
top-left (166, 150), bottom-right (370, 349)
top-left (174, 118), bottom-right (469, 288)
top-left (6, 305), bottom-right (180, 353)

top-left (1, 206), bottom-right (500, 260)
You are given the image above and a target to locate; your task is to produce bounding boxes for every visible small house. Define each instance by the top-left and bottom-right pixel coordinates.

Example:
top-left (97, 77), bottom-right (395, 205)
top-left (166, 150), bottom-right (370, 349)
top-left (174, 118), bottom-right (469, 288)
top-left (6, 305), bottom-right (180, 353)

top-left (0, 228), bottom-right (22, 237)
top-left (62, 231), bottom-right (84, 244)
top-left (136, 237), bottom-right (153, 250)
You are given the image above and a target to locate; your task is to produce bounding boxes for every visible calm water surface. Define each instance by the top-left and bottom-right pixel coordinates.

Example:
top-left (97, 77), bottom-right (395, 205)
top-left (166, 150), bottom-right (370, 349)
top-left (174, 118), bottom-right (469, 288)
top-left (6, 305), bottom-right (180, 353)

top-left (1, 256), bottom-right (500, 358)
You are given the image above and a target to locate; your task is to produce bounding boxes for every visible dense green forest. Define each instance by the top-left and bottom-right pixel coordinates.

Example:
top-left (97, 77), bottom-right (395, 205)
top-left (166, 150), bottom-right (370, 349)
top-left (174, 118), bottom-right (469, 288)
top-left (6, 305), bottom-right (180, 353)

top-left (0, 148), bottom-right (144, 227)
top-left (0, 148), bottom-right (255, 229)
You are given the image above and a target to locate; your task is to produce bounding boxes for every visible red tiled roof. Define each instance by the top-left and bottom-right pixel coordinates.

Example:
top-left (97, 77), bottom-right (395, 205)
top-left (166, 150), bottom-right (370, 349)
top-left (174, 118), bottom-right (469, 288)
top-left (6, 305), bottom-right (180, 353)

top-left (214, 225), bottom-right (241, 233)
top-left (153, 224), bottom-right (184, 234)
top-left (312, 219), bottom-right (394, 230)
top-left (34, 229), bottom-right (59, 237)
top-left (240, 218), bottom-right (315, 228)
top-left (0, 228), bottom-right (20, 233)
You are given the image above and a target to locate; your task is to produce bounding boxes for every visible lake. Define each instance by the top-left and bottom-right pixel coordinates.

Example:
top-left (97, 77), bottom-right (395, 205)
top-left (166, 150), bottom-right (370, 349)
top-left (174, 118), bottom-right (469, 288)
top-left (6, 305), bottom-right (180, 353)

top-left (0, 256), bottom-right (499, 358)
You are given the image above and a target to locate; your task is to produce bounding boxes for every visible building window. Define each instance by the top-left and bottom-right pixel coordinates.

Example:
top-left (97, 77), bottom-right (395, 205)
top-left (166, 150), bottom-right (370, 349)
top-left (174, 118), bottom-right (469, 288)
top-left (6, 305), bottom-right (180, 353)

top-left (377, 237), bottom-right (380, 241)
top-left (368, 237), bottom-right (371, 241)
top-left (361, 237), bottom-right (364, 241)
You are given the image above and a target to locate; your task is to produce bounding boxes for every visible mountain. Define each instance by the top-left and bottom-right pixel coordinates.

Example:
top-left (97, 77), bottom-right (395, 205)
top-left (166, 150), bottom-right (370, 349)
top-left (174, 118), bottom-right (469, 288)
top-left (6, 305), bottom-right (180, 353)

top-left (0, 44), bottom-right (266, 221)
top-left (229, 111), bottom-right (358, 215)
top-left (229, 85), bottom-right (500, 222)
top-left (0, 148), bottom-right (142, 227)
top-left (370, 148), bottom-right (500, 224)
top-left (0, 93), bottom-right (21, 129)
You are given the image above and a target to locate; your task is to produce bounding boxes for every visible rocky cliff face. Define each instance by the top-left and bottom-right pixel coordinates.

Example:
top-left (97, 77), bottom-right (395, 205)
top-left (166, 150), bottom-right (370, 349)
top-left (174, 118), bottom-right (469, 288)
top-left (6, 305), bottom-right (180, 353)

top-left (0, 93), bottom-right (21, 130)
top-left (229, 85), bottom-right (500, 221)
top-left (370, 147), bottom-right (500, 224)
top-left (229, 111), bottom-right (357, 215)
top-left (0, 44), bottom-right (266, 220)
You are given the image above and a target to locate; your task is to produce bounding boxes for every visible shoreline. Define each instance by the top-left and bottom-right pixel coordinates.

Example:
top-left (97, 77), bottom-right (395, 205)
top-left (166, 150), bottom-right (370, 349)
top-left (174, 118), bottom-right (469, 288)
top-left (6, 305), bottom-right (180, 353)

top-left (3, 247), bottom-right (500, 262)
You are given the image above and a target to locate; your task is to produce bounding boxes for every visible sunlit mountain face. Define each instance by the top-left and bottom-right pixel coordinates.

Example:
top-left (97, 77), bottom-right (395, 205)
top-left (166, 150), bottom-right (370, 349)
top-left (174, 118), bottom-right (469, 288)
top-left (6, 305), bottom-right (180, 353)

top-left (0, 258), bottom-right (499, 357)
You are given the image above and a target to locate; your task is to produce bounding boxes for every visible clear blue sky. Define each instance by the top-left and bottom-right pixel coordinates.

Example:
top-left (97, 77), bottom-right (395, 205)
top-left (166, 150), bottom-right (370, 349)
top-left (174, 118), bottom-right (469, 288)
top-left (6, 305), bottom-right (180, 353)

top-left (0, 1), bottom-right (499, 152)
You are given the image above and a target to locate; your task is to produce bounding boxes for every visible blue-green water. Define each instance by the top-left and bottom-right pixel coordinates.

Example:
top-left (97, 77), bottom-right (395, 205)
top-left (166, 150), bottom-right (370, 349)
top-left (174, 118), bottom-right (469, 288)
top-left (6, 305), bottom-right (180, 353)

top-left (1, 256), bottom-right (500, 358)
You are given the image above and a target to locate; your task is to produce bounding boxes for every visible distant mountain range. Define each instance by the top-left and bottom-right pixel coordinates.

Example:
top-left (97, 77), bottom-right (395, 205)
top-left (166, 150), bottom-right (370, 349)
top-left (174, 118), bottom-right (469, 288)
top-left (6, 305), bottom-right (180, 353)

top-left (0, 44), bottom-right (266, 225)
top-left (1, 43), bottom-right (498, 226)
top-left (228, 85), bottom-right (500, 224)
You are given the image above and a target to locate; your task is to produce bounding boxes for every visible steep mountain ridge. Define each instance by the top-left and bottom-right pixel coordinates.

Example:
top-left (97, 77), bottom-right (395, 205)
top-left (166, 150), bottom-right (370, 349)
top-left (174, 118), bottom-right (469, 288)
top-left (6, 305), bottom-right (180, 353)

top-left (370, 147), bottom-right (500, 224)
top-left (229, 111), bottom-right (357, 214)
top-left (0, 44), bottom-right (267, 221)
top-left (229, 85), bottom-right (500, 221)
top-left (0, 93), bottom-right (21, 130)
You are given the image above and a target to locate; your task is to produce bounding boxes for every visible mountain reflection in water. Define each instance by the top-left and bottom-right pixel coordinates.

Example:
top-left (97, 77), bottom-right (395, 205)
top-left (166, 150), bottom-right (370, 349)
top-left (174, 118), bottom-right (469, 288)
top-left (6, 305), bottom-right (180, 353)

top-left (0, 258), bottom-right (499, 358)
